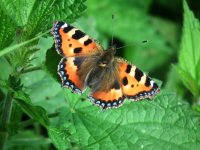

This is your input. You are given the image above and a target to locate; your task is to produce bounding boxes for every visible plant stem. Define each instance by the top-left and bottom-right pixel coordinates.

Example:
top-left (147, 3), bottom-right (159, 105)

top-left (0, 91), bottom-right (14, 150)
top-left (0, 30), bottom-right (50, 57)
top-left (0, 92), bottom-right (14, 129)
top-left (0, 132), bottom-right (8, 150)
top-left (19, 112), bottom-right (60, 129)
top-left (21, 66), bottom-right (42, 74)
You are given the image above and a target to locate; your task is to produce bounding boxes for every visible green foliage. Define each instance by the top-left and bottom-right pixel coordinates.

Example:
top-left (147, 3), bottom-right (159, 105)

top-left (0, 9), bottom-right (16, 50)
top-left (0, 0), bottom-right (200, 149)
top-left (45, 47), bottom-right (61, 82)
top-left (0, 0), bottom-right (86, 149)
top-left (48, 127), bottom-right (70, 150)
top-left (5, 131), bottom-right (51, 150)
top-left (175, 1), bottom-right (200, 99)
top-left (50, 93), bottom-right (200, 149)
top-left (86, 0), bottom-right (174, 71)
top-left (15, 97), bottom-right (50, 127)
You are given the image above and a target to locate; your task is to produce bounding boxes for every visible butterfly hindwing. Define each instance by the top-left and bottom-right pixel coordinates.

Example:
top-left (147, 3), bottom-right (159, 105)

top-left (88, 79), bottom-right (125, 110)
top-left (51, 21), bottom-right (103, 57)
top-left (58, 57), bottom-right (87, 93)
top-left (117, 58), bottom-right (160, 101)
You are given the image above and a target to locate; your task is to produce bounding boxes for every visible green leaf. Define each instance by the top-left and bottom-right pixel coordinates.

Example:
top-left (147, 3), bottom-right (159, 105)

top-left (0, 31), bottom-right (49, 58)
top-left (196, 58), bottom-right (200, 89)
top-left (0, 0), bottom-right (37, 27)
top-left (0, 58), bottom-right (12, 80)
top-left (14, 91), bottom-right (50, 127)
top-left (22, 0), bottom-right (54, 38)
top-left (20, 69), bottom-right (67, 114)
top-left (51, 93), bottom-right (200, 149)
top-left (164, 67), bottom-right (185, 97)
top-left (5, 131), bottom-right (50, 150)
top-left (0, 0), bottom-right (86, 38)
top-left (174, 65), bottom-right (198, 96)
top-left (0, 9), bottom-right (16, 50)
top-left (0, 0), bottom-right (86, 57)
top-left (48, 127), bottom-right (70, 150)
top-left (51, 0), bottom-right (87, 22)
top-left (176, 0), bottom-right (200, 97)
top-left (45, 46), bottom-right (61, 82)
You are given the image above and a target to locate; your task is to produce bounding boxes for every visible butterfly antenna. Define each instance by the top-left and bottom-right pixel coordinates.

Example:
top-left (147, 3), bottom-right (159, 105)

top-left (111, 14), bottom-right (115, 46)
top-left (116, 45), bottom-right (129, 50)
top-left (116, 40), bottom-right (148, 50)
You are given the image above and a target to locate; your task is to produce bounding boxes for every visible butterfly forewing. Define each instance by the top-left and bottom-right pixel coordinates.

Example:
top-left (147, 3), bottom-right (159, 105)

top-left (51, 21), bottom-right (103, 57)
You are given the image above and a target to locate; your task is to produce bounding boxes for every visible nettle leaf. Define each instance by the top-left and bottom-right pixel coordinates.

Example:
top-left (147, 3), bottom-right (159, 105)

top-left (50, 93), bottom-right (200, 149)
top-left (20, 70), bottom-right (74, 148)
top-left (22, 0), bottom-right (54, 38)
top-left (86, 0), bottom-right (172, 71)
top-left (164, 67), bottom-right (185, 97)
top-left (0, 0), bottom-right (36, 27)
top-left (196, 58), bottom-right (200, 87)
top-left (21, 70), bottom-right (67, 114)
top-left (14, 91), bottom-right (50, 127)
top-left (174, 65), bottom-right (198, 96)
top-left (48, 127), bottom-right (70, 150)
top-left (5, 131), bottom-right (50, 150)
top-left (0, 9), bottom-right (16, 50)
top-left (0, 0), bottom-right (86, 28)
top-left (176, 1), bottom-right (200, 97)
top-left (21, 0), bottom-right (86, 38)
top-left (45, 47), bottom-right (61, 82)
top-left (0, 0), bottom-right (86, 57)
top-left (51, 0), bottom-right (87, 22)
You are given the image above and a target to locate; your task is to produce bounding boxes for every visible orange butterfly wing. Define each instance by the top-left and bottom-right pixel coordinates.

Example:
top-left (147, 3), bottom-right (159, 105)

top-left (117, 58), bottom-right (160, 100)
top-left (52, 21), bottom-right (103, 93)
top-left (88, 79), bottom-right (125, 110)
top-left (58, 57), bottom-right (86, 93)
top-left (51, 21), bottom-right (103, 57)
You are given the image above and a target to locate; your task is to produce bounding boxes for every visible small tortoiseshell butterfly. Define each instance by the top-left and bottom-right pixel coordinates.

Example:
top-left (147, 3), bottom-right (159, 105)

top-left (51, 21), bottom-right (160, 110)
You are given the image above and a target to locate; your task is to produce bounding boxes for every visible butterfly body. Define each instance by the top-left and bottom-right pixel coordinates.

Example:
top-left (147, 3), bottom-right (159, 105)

top-left (51, 21), bottom-right (160, 110)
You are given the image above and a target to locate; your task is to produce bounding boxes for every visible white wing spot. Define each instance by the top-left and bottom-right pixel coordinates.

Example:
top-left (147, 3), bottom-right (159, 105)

top-left (140, 74), bottom-right (147, 84)
top-left (150, 80), bottom-right (154, 87)
top-left (61, 23), bottom-right (68, 28)
top-left (79, 35), bottom-right (89, 44)
top-left (129, 66), bottom-right (136, 77)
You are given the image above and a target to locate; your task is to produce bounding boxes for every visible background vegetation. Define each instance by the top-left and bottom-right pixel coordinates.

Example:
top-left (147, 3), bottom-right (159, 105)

top-left (0, 0), bottom-right (200, 149)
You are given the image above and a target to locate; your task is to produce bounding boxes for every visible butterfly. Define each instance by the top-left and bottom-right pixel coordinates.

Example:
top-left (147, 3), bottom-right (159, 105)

top-left (51, 21), bottom-right (160, 110)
